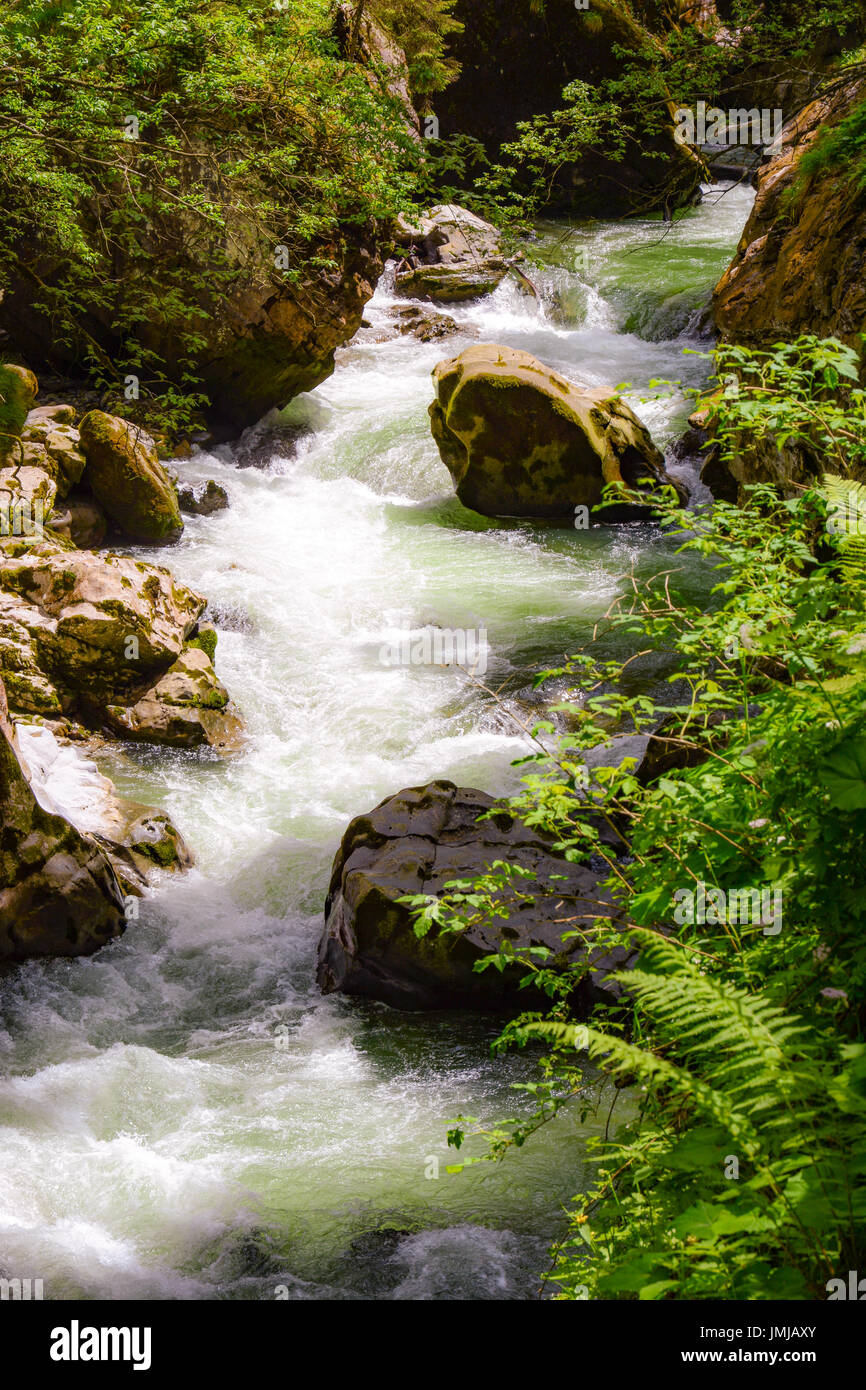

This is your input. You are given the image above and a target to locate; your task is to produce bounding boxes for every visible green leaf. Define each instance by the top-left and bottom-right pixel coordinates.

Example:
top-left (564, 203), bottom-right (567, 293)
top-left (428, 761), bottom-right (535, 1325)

top-left (820, 736), bottom-right (866, 810)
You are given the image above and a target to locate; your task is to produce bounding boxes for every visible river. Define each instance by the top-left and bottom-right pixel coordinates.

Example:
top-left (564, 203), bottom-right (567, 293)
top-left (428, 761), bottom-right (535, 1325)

top-left (0, 184), bottom-right (753, 1300)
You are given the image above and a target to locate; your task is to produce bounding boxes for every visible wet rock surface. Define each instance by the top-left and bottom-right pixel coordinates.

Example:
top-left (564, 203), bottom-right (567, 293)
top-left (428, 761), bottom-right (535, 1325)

top-left (429, 343), bottom-right (686, 519)
top-left (317, 779), bottom-right (636, 1012)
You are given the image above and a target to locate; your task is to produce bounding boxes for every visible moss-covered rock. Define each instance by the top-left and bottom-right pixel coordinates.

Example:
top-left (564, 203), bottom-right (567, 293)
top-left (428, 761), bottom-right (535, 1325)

top-left (0, 543), bottom-right (204, 696)
top-left (0, 541), bottom-right (244, 746)
top-left (78, 411), bottom-right (183, 544)
top-left (187, 623), bottom-right (218, 662)
top-left (429, 343), bottom-right (686, 519)
top-left (0, 364), bottom-right (38, 461)
top-left (104, 645), bottom-right (244, 750)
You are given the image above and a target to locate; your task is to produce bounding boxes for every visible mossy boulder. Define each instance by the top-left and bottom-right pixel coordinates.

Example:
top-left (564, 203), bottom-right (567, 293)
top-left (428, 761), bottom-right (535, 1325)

top-left (0, 364), bottom-right (38, 461)
top-left (78, 411), bottom-right (183, 544)
top-left (317, 779), bottom-right (634, 1012)
top-left (187, 623), bottom-right (218, 662)
top-left (429, 343), bottom-right (686, 520)
top-left (104, 645), bottom-right (244, 751)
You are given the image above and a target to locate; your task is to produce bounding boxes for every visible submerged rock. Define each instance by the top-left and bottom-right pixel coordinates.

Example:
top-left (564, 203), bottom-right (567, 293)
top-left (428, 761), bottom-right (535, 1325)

top-left (317, 779), bottom-right (634, 1012)
top-left (0, 679), bottom-right (125, 962)
top-left (429, 343), bottom-right (686, 519)
top-left (394, 206), bottom-right (510, 303)
top-left (178, 479), bottom-right (229, 516)
top-left (78, 411), bottom-right (183, 544)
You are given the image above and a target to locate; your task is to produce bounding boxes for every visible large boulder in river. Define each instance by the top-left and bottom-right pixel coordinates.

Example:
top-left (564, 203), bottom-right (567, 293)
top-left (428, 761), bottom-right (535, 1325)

top-left (394, 206), bottom-right (510, 303)
top-left (317, 780), bottom-right (634, 1012)
top-left (78, 411), bottom-right (183, 544)
top-left (429, 344), bottom-right (685, 519)
top-left (0, 678), bottom-right (125, 961)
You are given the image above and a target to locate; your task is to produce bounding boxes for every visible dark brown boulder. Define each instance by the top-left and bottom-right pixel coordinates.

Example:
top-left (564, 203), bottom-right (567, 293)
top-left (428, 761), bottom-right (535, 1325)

top-left (317, 779), bottom-right (635, 1012)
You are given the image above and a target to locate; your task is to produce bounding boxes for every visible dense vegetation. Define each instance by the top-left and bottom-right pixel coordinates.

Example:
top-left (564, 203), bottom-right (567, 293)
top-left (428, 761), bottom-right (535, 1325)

top-left (408, 337), bottom-right (866, 1299)
top-left (425, 0), bottom-right (863, 225)
top-left (0, 0), bottom-right (450, 431)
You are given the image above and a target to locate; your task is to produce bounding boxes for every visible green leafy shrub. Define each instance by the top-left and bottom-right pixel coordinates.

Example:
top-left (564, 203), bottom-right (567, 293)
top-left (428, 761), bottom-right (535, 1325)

top-left (406, 340), bottom-right (866, 1299)
top-left (0, 0), bottom-right (423, 433)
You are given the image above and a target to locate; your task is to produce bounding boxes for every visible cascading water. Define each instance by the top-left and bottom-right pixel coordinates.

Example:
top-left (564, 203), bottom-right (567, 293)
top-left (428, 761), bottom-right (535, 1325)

top-left (0, 184), bottom-right (754, 1300)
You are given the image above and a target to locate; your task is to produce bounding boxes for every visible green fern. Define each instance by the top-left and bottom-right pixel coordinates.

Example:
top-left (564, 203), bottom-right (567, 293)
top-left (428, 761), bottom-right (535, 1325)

top-left (823, 472), bottom-right (866, 582)
top-left (518, 935), bottom-right (861, 1300)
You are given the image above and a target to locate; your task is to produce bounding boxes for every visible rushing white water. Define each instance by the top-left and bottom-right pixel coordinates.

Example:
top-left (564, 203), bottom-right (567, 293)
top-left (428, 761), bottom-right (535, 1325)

top-left (0, 185), bottom-right (753, 1300)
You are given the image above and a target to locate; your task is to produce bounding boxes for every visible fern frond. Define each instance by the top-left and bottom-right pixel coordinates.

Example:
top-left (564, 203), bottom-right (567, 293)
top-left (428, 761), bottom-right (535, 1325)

top-left (516, 1019), bottom-right (761, 1153)
top-left (823, 473), bottom-right (866, 583)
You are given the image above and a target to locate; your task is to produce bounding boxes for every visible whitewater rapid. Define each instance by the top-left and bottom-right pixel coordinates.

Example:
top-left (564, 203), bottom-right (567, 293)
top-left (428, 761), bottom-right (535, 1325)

top-left (0, 184), bottom-right (754, 1300)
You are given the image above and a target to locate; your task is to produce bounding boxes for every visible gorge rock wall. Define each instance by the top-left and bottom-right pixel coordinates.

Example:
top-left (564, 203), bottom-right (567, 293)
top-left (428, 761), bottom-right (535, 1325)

top-left (713, 75), bottom-right (866, 352)
top-left (435, 0), bottom-right (704, 217)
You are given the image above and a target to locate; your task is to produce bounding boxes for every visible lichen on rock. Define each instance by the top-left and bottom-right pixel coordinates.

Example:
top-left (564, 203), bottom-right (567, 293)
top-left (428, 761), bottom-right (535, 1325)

top-left (429, 342), bottom-right (686, 519)
top-left (78, 410), bottom-right (183, 544)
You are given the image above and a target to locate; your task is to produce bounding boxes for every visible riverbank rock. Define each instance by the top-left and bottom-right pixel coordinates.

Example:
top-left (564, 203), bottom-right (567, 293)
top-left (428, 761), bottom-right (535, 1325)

top-left (103, 646), bottom-right (244, 751)
top-left (78, 411), bottom-right (183, 544)
top-left (429, 343), bottom-right (686, 519)
top-left (14, 720), bottom-right (193, 896)
top-left (707, 78), bottom-right (866, 499)
top-left (394, 206), bottom-right (510, 303)
top-left (0, 365), bottom-right (38, 459)
top-left (49, 495), bottom-right (108, 549)
top-left (0, 374), bottom-right (90, 539)
top-left (0, 541), bottom-right (242, 747)
top-left (713, 76), bottom-right (866, 351)
top-left (317, 780), bottom-right (634, 1012)
top-left (178, 479), bottom-right (229, 516)
top-left (0, 679), bottom-right (125, 962)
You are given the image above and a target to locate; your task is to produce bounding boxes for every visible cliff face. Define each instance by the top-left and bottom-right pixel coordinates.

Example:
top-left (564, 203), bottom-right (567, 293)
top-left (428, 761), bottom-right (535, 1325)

top-left (0, 677), bottom-right (126, 962)
top-left (713, 76), bottom-right (866, 350)
top-left (434, 0), bottom-right (703, 217)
